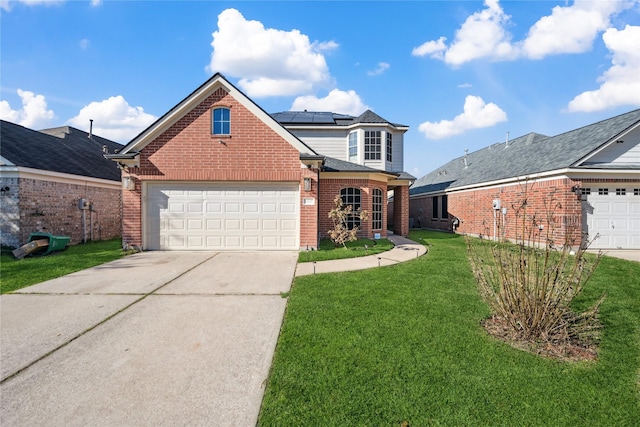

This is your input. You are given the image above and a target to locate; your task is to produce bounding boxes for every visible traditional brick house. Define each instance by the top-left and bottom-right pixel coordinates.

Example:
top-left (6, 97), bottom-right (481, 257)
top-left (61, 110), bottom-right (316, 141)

top-left (409, 109), bottom-right (640, 250)
top-left (107, 73), bottom-right (413, 251)
top-left (0, 120), bottom-right (123, 248)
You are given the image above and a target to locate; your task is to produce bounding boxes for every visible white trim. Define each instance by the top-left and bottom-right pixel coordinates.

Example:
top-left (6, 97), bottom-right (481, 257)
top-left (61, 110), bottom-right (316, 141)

top-left (0, 165), bottom-right (121, 189)
top-left (122, 74), bottom-right (313, 156)
top-left (283, 123), bottom-right (409, 133)
top-left (575, 120), bottom-right (640, 166)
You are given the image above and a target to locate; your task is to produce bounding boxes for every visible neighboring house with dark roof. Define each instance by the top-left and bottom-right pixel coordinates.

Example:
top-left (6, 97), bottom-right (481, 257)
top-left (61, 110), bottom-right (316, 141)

top-left (0, 120), bottom-right (123, 248)
top-left (106, 73), bottom-right (414, 251)
top-left (409, 109), bottom-right (640, 250)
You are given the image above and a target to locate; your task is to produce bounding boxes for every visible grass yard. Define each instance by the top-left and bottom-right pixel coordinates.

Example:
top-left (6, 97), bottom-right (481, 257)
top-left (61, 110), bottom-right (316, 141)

top-left (0, 238), bottom-right (126, 294)
top-left (259, 230), bottom-right (640, 426)
top-left (298, 238), bottom-right (394, 263)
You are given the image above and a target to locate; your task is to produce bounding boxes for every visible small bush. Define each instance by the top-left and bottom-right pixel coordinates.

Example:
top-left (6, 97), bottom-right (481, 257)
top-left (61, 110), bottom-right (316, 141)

top-left (466, 182), bottom-right (605, 359)
top-left (327, 194), bottom-right (369, 248)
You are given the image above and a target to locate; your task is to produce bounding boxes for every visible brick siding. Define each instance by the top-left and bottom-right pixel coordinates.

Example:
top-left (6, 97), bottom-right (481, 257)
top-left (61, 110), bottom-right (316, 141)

top-left (318, 178), bottom-right (388, 241)
top-left (411, 177), bottom-right (584, 247)
top-left (1, 176), bottom-right (121, 248)
top-left (121, 87), bottom-right (306, 248)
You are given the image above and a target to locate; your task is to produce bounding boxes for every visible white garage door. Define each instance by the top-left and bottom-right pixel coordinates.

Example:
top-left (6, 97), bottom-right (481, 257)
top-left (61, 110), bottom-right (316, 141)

top-left (584, 186), bottom-right (640, 249)
top-left (145, 182), bottom-right (299, 250)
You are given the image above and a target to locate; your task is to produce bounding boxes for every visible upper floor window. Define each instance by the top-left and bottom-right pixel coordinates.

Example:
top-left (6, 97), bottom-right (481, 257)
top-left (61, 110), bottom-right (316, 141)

top-left (372, 188), bottom-right (383, 230)
top-left (364, 130), bottom-right (381, 160)
top-left (212, 107), bottom-right (230, 135)
top-left (348, 132), bottom-right (358, 162)
top-left (340, 187), bottom-right (361, 230)
top-left (386, 132), bottom-right (393, 162)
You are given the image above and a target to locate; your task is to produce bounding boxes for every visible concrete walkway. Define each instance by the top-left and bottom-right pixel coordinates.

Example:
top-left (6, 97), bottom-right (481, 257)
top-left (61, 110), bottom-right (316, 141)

top-left (295, 233), bottom-right (427, 276)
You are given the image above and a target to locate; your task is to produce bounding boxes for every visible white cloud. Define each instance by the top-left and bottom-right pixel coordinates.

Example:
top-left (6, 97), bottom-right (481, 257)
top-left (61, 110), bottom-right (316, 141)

top-left (444, 0), bottom-right (517, 66)
top-left (1, 0), bottom-right (64, 10)
top-left (207, 8), bottom-right (336, 98)
top-left (79, 38), bottom-right (90, 50)
top-left (412, 36), bottom-right (447, 59)
top-left (90, 0), bottom-right (102, 6)
top-left (568, 25), bottom-right (640, 112)
top-left (0, 89), bottom-right (55, 128)
top-left (521, 0), bottom-right (625, 59)
top-left (367, 62), bottom-right (390, 76)
top-left (418, 95), bottom-right (507, 139)
top-left (413, 0), bottom-right (516, 66)
top-left (291, 89), bottom-right (369, 116)
top-left (458, 83), bottom-right (473, 88)
top-left (413, 0), bottom-right (634, 66)
top-left (66, 96), bottom-right (157, 143)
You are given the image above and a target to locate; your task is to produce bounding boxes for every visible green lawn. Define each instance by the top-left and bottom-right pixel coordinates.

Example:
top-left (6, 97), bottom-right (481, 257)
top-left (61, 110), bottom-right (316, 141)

top-left (259, 230), bottom-right (640, 426)
top-left (298, 238), bottom-right (394, 263)
top-left (1, 238), bottom-right (127, 294)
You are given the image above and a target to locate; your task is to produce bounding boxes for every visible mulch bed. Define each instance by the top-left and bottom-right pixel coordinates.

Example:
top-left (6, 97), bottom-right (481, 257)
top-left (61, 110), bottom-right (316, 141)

top-left (482, 315), bottom-right (598, 362)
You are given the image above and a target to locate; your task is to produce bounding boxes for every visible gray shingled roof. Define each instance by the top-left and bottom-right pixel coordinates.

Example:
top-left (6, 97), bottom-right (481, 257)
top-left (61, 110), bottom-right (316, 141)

top-left (321, 156), bottom-right (416, 181)
top-left (1, 120), bottom-right (123, 182)
top-left (271, 109), bottom-right (408, 129)
top-left (411, 109), bottom-right (640, 196)
top-left (322, 156), bottom-right (393, 173)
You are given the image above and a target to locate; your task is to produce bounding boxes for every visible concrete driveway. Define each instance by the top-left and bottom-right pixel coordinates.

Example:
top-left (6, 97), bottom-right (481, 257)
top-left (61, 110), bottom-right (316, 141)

top-left (1, 251), bottom-right (297, 426)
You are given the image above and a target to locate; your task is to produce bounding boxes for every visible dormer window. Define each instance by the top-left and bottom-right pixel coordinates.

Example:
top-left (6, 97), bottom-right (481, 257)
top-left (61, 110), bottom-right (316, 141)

top-left (348, 132), bottom-right (358, 162)
top-left (364, 130), bottom-right (381, 160)
top-left (212, 107), bottom-right (230, 135)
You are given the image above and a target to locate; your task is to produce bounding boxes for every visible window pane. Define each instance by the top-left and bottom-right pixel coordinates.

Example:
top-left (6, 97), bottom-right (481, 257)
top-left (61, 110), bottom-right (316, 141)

top-left (340, 188), bottom-right (362, 229)
top-left (441, 195), bottom-right (448, 219)
top-left (364, 130), bottom-right (381, 160)
top-left (212, 107), bottom-right (230, 135)
top-left (386, 133), bottom-right (392, 162)
top-left (348, 132), bottom-right (358, 162)
top-left (432, 196), bottom-right (438, 219)
top-left (372, 189), bottom-right (383, 230)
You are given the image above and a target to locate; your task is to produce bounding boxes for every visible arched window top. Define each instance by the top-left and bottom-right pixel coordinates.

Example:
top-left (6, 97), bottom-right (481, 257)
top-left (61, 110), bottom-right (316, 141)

top-left (212, 107), bottom-right (230, 135)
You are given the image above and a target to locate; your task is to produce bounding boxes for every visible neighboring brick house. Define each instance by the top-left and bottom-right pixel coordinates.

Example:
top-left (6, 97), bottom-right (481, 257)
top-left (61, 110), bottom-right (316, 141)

top-left (0, 120), bottom-right (123, 248)
top-left (409, 109), bottom-right (640, 250)
top-left (107, 73), bottom-right (414, 251)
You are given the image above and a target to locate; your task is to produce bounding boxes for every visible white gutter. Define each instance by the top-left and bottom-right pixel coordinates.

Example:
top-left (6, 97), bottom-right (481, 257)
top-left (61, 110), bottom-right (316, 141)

top-left (0, 165), bottom-right (121, 189)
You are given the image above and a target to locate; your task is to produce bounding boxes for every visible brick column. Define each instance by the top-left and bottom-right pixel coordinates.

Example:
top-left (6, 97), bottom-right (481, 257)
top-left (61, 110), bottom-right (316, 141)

top-left (393, 186), bottom-right (409, 237)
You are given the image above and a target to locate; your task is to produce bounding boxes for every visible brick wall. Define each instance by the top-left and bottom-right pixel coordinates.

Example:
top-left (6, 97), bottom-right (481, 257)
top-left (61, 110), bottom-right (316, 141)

top-left (409, 195), bottom-right (452, 232)
top-left (1, 176), bottom-right (121, 248)
top-left (318, 178), bottom-right (388, 241)
top-left (122, 87), bottom-right (305, 248)
top-left (300, 167), bottom-right (319, 249)
top-left (392, 186), bottom-right (409, 236)
top-left (446, 177), bottom-right (582, 246)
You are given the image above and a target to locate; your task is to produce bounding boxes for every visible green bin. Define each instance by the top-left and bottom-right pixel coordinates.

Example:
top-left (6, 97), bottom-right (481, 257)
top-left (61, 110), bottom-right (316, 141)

top-left (28, 232), bottom-right (71, 255)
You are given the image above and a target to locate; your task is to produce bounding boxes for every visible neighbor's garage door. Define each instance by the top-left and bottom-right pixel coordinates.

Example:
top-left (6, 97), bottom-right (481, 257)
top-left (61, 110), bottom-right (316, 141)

top-left (145, 182), bottom-right (299, 250)
top-left (584, 186), bottom-right (640, 249)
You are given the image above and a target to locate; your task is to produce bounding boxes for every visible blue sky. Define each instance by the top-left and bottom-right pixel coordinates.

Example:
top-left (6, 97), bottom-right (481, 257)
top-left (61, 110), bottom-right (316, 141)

top-left (2, 0), bottom-right (639, 177)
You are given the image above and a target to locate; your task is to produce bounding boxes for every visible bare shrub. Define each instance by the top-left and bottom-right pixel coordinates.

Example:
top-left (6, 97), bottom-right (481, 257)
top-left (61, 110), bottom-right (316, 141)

top-left (327, 195), bottom-right (369, 248)
top-left (466, 182), bottom-right (605, 357)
